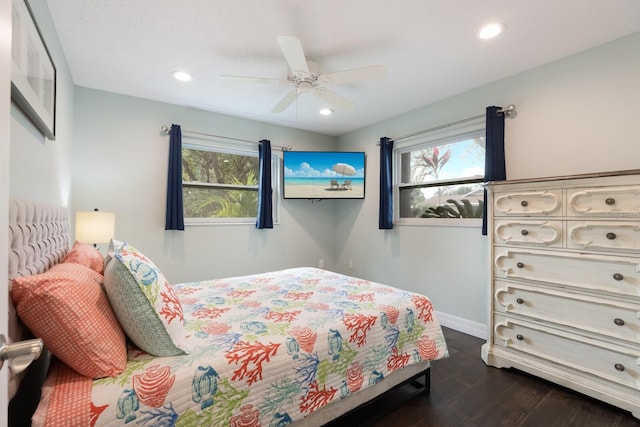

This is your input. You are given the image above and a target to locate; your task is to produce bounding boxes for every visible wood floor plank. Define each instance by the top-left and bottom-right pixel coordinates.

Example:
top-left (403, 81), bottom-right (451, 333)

top-left (519, 387), bottom-right (587, 427)
top-left (467, 372), bottom-right (551, 426)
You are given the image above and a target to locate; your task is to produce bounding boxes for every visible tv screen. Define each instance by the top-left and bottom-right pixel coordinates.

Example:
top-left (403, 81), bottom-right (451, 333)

top-left (283, 151), bottom-right (366, 199)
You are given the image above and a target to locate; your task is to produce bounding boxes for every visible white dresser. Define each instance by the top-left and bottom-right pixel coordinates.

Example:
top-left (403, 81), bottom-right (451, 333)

top-left (481, 170), bottom-right (640, 417)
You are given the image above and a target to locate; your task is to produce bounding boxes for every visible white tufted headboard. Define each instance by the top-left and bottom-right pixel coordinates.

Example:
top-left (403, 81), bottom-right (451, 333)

top-left (8, 198), bottom-right (70, 399)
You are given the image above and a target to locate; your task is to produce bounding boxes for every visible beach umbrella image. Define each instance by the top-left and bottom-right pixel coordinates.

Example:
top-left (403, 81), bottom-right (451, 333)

top-left (332, 163), bottom-right (356, 177)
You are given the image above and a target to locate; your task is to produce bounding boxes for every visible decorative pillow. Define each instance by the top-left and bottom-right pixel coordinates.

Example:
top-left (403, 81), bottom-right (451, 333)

top-left (63, 240), bottom-right (105, 274)
top-left (103, 238), bottom-right (126, 271)
top-left (11, 263), bottom-right (127, 378)
top-left (103, 243), bottom-right (189, 356)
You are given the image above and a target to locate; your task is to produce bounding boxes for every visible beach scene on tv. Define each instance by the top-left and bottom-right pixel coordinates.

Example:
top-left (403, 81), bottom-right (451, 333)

top-left (283, 151), bottom-right (365, 199)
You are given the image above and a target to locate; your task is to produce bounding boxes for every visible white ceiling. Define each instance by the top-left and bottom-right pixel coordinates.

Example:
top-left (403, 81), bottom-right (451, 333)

top-left (45, 0), bottom-right (640, 136)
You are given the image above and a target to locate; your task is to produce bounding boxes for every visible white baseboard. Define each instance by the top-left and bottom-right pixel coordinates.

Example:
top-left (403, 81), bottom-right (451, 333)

top-left (435, 311), bottom-right (487, 340)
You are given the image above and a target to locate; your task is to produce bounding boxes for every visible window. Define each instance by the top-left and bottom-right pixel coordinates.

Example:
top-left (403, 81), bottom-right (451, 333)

top-left (182, 142), bottom-right (278, 224)
top-left (395, 129), bottom-right (485, 223)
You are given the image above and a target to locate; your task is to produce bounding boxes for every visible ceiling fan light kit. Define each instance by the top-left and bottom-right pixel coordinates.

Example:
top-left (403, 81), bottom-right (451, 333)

top-left (221, 36), bottom-right (386, 114)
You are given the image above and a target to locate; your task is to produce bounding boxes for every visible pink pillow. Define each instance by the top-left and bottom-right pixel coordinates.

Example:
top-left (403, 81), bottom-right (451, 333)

top-left (11, 263), bottom-right (127, 378)
top-left (63, 241), bottom-right (105, 274)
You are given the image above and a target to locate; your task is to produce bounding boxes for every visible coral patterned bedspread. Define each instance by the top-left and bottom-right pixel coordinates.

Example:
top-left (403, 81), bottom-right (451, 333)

top-left (33, 267), bottom-right (448, 426)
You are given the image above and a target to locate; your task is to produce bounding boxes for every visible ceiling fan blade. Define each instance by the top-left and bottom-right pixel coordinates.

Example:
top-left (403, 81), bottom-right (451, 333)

top-left (319, 65), bottom-right (386, 85)
top-left (276, 36), bottom-right (309, 74)
top-left (271, 89), bottom-right (300, 113)
top-left (220, 75), bottom-right (287, 85)
top-left (314, 87), bottom-right (355, 110)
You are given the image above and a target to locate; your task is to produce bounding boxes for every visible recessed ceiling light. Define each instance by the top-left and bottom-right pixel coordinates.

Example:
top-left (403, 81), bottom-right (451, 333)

top-left (319, 108), bottom-right (333, 116)
top-left (172, 71), bottom-right (193, 82)
top-left (479, 23), bottom-right (504, 40)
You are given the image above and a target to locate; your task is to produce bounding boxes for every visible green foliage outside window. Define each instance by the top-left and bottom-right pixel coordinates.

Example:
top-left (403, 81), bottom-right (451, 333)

top-left (182, 147), bottom-right (259, 219)
top-left (420, 198), bottom-right (484, 218)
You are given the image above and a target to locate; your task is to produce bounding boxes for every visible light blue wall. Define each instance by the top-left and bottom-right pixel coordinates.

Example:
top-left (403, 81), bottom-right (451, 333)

top-left (9, 0), bottom-right (75, 207)
top-left (72, 88), bottom-right (339, 283)
top-left (336, 32), bottom-right (640, 326)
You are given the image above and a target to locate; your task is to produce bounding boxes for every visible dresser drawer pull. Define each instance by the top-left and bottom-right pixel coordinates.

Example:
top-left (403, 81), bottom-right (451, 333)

top-left (606, 232), bottom-right (617, 240)
top-left (520, 229), bottom-right (529, 236)
top-left (520, 200), bottom-right (528, 207)
top-left (613, 273), bottom-right (624, 281)
top-left (516, 334), bottom-right (524, 341)
top-left (615, 363), bottom-right (625, 372)
top-left (614, 318), bottom-right (625, 326)
top-left (605, 197), bottom-right (616, 206)
top-left (516, 262), bottom-right (525, 269)
top-left (516, 298), bottom-right (524, 304)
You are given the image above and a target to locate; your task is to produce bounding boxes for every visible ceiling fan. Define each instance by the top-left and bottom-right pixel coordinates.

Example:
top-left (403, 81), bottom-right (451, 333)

top-left (221, 36), bottom-right (386, 113)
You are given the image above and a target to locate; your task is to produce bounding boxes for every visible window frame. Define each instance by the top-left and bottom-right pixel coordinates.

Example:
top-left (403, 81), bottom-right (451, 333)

top-left (182, 139), bottom-right (280, 226)
top-left (393, 121), bottom-right (485, 227)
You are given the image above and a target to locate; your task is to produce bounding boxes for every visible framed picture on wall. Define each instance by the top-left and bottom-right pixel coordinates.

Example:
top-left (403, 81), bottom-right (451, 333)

top-left (11, 0), bottom-right (56, 140)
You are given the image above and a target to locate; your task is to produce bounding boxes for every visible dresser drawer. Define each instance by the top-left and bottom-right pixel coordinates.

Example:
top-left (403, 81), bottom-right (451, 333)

top-left (567, 221), bottom-right (640, 253)
top-left (494, 248), bottom-right (640, 297)
top-left (494, 220), bottom-right (562, 247)
top-left (494, 281), bottom-right (640, 343)
top-left (567, 185), bottom-right (640, 217)
top-left (493, 315), bottom-right (640, 390)
top-left (494, 190), bottom-right (562, 217)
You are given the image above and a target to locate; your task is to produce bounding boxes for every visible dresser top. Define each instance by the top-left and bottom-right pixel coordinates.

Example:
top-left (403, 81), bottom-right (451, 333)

top-left (489, 169), bottom-right (640, 187)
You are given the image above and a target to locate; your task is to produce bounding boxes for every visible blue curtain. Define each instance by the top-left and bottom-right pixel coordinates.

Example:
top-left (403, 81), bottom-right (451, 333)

top-left (379, 137), bottom-right (394, 229)
top-left (482, 106), bottom-right (506, 235)
top-left (256, 139), bottom-right (273, 229)
top-left (165, 124), bottom-right (184, 230)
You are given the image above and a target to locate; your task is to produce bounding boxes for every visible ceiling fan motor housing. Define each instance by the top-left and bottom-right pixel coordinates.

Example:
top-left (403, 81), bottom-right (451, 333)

top-left (288, 58), bottom-right (320, 89)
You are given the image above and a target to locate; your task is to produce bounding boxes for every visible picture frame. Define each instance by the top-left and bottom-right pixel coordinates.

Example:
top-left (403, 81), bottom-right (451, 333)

top-left (11, 0), bottom-right (56, 140)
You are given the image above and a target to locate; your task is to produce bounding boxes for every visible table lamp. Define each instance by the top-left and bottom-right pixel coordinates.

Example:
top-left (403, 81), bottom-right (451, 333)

top-left (75, 208), bottom-right (115, 247)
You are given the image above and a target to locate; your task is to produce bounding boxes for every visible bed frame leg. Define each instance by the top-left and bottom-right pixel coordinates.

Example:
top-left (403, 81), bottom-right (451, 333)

top-left (424, 369), bottom-right (431, 395)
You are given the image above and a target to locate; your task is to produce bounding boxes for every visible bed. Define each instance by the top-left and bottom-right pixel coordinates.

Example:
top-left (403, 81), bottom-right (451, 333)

top-left (8, 199), bottom-right (448, 426)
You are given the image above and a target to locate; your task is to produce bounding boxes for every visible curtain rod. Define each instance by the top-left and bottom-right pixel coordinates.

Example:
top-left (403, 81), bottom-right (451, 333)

top-left (160, 126), bottom-right (292, 151)
top-left (379, 104), bottom-right (517, 145)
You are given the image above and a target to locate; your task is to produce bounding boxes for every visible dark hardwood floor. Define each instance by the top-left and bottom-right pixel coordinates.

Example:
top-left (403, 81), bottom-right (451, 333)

top-left (331, 327), bottom-right (640, 427)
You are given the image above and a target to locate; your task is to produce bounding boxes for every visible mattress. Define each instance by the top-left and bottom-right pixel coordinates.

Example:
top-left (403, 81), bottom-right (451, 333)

top-left (33, 267), bottom-right (448, 426)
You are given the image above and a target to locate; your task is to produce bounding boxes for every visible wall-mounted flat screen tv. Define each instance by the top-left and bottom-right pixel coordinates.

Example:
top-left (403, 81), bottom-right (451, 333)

top-left (283, 151), bottom-right (366, 199)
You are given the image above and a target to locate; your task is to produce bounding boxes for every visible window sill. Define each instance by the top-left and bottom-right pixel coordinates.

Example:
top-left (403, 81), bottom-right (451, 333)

top-left (185, 218), bottom-right (280, 226)
top-left (394, 218), bottom-right (482, 228)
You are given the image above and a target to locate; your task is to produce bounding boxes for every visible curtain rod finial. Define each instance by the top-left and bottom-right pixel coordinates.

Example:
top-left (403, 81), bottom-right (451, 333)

top-left (160, 125), bottom-right (170, 134)
top-left (499, 104), bottom-right (517, 118)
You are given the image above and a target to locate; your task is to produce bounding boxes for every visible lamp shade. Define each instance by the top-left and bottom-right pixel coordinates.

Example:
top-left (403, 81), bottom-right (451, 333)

top-left (75, 211), bottom-right (115, 244)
